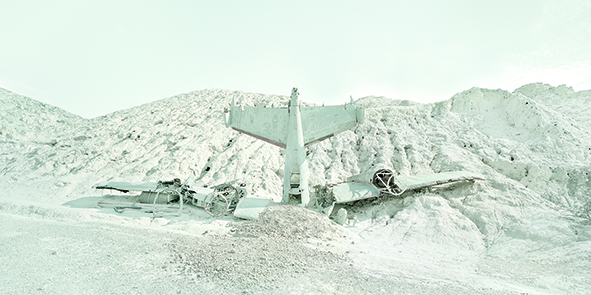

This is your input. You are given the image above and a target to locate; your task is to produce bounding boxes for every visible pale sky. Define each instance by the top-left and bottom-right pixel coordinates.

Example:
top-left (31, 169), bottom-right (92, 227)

top-left (1, 0), bottom-right (590, 118)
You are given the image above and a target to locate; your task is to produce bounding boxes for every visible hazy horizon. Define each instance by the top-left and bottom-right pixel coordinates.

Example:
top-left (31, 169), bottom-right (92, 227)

top-left (1, 0), bottom-right (590, 118)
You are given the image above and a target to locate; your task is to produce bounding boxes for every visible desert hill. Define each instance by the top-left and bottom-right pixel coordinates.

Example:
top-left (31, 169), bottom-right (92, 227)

top-left (1, 84), bottom-right (590, 293)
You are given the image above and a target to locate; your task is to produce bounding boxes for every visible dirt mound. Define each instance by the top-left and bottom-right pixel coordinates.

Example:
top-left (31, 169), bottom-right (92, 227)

top-left (231, 204), bottom-right (343, 240)
top-left (167, 205), bottom-right (351, 291)
top-left (168, 234), bottom-right (348, 291)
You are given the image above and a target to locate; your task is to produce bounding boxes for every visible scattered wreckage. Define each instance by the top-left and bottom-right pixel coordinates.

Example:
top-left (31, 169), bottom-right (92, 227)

top-left (315, 168), bottom-right (484, 224)
top-left (93, 87), bottom-right (484, 223)
top-left (93, 168), bottom-right (484, 222)
top-left (94, 178), bottom-right (244, 217)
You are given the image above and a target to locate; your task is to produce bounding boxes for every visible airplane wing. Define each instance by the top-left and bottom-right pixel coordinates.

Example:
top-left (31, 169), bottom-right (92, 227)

top-left (225, 105), bottom-right (289, 148)
top-left (332, 171), bottom-right (484, 204)
top-left (301, 104), bottom-right (364, 146)
top-left (404, 171), bottom-right (485, 191)
top-left (94, 181), bottom-right (160, 193)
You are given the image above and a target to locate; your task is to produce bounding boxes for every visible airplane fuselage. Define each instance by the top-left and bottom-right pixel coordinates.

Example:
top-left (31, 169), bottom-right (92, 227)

top-left (283, 88), bottom-right (310, 205)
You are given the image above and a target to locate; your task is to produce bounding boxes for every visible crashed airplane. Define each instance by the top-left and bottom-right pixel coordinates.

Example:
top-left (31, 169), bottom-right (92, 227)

top-left (93, 87), bottom-right (484, 222)
top-left (226, 88), bottom-right (484, 219)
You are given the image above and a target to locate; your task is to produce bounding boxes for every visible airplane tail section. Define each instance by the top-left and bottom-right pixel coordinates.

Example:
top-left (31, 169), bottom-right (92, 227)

top-left (224, 96), bottom-right (364, 148)
top-left (224, 88), bottom-right (365, 207)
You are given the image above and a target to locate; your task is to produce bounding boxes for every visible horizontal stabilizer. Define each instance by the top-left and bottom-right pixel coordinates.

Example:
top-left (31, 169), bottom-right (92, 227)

top-left (301, 104), bottom-right (363, 146)
top-left (225, 106), bottom-right (289, 148)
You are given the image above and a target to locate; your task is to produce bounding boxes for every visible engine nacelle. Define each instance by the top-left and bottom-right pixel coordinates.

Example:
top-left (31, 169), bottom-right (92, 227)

top-left (346, 168), bottom-right (399, 193)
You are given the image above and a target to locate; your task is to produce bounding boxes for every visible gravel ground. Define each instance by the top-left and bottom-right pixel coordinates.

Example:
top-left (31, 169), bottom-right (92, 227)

top-left (1, 206), bottom-right (517, 295)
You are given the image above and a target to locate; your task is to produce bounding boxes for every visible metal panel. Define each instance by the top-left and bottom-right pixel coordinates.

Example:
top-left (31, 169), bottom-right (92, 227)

top-left (233, 197), bottom-right (274, 220)
top-left (333, 182), bottom-right (380, 204)
top-left (301, 104), bottom-right (360, 146)
top-left (227, 105), bottom-right (289, 148)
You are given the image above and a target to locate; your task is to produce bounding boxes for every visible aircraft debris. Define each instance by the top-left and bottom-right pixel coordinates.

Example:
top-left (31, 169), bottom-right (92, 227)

top-left (93, 88), bottom-right (484, 225)
top-left (333, 208), bottom-right (348, 225)
top-left (113, 206), bottom-right (142, 213)
top-left (224, 88), bottom-right (485, 223)
top-left (319, 169), bottom-right (485, 217)
top-left (94, 179), bottom-right (243, 217)
top-left (233, 197), bottom-right (275, 220)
